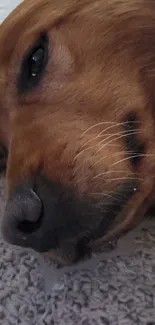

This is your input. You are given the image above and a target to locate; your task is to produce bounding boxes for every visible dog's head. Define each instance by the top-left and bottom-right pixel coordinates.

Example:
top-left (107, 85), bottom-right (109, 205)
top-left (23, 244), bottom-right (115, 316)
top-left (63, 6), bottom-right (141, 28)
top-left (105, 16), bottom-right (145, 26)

top-left (1, 0), bottom-right (155, 264)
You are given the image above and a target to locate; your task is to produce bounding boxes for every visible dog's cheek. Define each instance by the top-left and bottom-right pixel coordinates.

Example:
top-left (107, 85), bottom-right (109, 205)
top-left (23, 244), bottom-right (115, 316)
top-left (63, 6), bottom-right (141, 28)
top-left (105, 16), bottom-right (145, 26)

top-left (72, 147), bottom-right (130, 196)
top-left (6, 124), bottom-right (126, 198)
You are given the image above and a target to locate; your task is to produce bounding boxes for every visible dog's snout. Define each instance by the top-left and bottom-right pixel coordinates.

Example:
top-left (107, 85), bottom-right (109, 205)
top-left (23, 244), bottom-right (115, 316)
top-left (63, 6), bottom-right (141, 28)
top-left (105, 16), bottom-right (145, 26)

top-left (1, 176), bottom-right (86, 254)
top-left (1, 184), bottom-right (43, 249)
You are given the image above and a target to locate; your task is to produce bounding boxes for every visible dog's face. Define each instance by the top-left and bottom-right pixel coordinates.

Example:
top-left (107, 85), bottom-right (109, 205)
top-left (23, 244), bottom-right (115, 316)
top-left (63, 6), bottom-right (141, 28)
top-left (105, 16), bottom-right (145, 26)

top-left (1, 0), bottom-right (155, 264)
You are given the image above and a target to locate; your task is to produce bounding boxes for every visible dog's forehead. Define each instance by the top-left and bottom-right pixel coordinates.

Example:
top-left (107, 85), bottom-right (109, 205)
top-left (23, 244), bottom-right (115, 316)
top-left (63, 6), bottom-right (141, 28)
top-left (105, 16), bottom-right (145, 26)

top-left (0, 0), bottom-right (148, 53)
top-left (0, 0), bottom-right (152, 59)
top-left (0, 0), bottom-right (154, 88)
top-left (0, 0), bottom-right (88, 38)
top-left (0, 0), bottom-right (90, 62)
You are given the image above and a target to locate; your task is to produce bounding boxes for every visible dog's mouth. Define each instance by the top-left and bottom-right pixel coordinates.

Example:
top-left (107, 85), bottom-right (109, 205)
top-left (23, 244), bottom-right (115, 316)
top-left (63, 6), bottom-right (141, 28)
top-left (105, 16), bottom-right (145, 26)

top-left (1, 174), bottom-right (137, 264)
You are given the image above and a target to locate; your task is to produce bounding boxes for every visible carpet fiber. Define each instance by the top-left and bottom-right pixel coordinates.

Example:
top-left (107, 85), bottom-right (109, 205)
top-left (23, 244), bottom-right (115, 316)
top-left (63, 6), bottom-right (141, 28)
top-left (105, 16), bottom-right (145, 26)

top-left (0, 175), bottom-right (155, 325)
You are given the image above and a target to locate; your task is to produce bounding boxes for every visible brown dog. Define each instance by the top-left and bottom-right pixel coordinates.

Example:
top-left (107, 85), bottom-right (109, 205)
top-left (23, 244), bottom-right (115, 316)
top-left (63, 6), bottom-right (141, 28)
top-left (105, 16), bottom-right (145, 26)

top-left (0, 0), bottom-right (155, 265)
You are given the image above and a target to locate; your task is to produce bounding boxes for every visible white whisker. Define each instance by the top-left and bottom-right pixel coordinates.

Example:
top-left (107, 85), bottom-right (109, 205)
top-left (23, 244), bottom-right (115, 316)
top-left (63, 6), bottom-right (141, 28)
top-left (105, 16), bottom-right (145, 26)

top-left (94, 130), bottom-right (143, 156)
top-left (91, 192), bottom-right (120, 202)
top-left (94, 170), bottom-right (133, 177)
top-left (91, 149), bottom-right (141, 168)
top-left (74, 149), bottom-right (140, 176)
top-left (93, 169), bottom-right (136, 181)
top-left (74, 129), bottom-right (142, 163)
top-left (104, 177), bottom-right (143, 182)
top-left (81, 122), bottom-right (117, 137)
top-left (110, 153), bottom-right (154, 168)
top-left (80, 122), bottom-right (139, 149)
top-left (81, 120), bottom-right (141, 137)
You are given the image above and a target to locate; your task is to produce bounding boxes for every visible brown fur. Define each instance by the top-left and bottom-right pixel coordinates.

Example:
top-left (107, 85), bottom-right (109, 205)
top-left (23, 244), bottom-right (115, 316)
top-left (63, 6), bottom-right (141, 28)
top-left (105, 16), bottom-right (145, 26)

top-left (1, 0), bottom-right (155, 260)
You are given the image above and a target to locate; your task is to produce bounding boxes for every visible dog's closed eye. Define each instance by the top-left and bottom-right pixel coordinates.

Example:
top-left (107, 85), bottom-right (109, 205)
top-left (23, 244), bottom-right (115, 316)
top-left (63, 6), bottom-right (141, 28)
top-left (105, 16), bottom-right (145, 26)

top-left (17, 32), bottom-right (49, 93)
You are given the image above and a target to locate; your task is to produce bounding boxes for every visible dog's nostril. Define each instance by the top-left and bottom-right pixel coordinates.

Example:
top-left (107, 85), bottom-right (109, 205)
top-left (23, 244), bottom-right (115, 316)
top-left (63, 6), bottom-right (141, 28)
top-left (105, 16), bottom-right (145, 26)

top-left (1, 184), bottom-right (42, 244)
top-left (17, 217), bottom-right (42, 234)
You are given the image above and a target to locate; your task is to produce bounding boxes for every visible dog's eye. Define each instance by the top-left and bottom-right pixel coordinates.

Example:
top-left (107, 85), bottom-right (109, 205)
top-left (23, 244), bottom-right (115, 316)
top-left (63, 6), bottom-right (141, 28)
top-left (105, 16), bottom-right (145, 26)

top-left (30, 48), bottom-right (45, 77)
top-left (17, 33), bottom-right (48, 93)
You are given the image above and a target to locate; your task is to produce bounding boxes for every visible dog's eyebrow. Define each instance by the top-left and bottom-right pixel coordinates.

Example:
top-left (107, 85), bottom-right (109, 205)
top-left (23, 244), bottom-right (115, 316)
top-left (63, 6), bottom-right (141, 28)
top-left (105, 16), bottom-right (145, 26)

top-left (17, 32), bottom-right (49, 94)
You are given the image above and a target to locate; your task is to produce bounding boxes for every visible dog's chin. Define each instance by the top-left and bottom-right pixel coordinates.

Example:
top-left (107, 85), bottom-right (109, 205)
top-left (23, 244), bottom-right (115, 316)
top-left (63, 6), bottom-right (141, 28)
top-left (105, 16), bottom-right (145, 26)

top-left (44, 229), bottom-right (117, 267)
top-left (39, 181), bottom-right (138, 266)
top-left (44, 238), bottom-right (92, 267)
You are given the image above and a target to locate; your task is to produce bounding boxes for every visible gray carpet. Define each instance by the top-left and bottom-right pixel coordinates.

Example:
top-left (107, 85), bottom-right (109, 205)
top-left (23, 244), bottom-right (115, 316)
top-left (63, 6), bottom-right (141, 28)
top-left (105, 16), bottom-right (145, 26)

top-left (0, 176), bottom-right (155, 325)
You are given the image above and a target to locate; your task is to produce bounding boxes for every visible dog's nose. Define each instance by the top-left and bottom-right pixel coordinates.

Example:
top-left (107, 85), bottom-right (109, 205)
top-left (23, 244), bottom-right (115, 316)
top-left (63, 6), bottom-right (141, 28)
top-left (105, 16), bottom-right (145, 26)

top-left (1, 176), bottom-right (82, 253)
top-left (1, 183), bottom-right (43, 250)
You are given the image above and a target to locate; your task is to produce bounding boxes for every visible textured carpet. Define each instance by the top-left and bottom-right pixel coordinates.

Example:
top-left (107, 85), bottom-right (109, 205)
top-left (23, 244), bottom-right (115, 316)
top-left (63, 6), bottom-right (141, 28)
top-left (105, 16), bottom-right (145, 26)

top-left (0, 174), bottom-right (155, 325)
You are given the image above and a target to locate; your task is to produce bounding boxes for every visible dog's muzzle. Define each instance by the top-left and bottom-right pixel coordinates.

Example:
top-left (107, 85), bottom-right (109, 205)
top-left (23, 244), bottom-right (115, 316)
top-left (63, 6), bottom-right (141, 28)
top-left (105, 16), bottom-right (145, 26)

top-left (1, 175), bottom-right (137, 261)
top-left (2, 176), bottom-right (91, 253)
